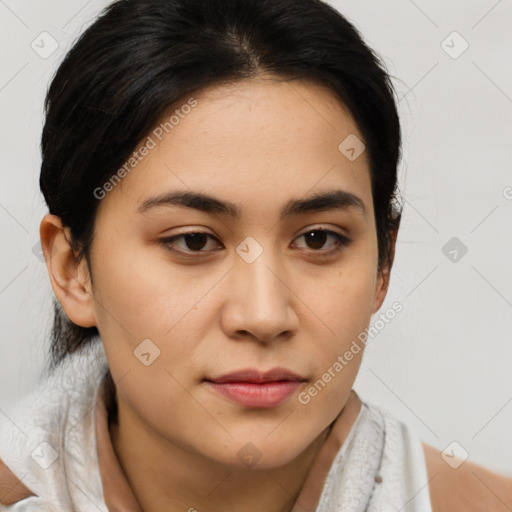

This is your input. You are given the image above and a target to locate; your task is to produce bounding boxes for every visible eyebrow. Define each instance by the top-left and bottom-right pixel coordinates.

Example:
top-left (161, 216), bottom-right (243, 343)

top-left (137, 188), bottom-right (366, 219)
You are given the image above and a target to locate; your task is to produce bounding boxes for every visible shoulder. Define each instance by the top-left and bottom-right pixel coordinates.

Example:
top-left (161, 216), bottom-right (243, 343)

top-left (422, 442), bottom-right (512, 512)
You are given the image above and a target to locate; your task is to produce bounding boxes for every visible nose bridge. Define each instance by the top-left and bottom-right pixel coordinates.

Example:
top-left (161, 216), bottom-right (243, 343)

top-left (228, 234), bottom-right (296, 341)
top-left (235, 235), bottom-right (283, 304)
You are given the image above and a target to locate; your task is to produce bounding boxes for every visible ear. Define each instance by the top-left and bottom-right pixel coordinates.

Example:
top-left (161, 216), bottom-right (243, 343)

top-left (39, 213), bottom-right (96, 328)
top-left (372, 216), bottom-right (400, 315)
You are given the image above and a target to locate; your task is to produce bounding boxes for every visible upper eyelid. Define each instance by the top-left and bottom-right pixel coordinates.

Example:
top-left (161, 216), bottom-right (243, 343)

top-left (162, 227), bottom-right (348, 251)
top-left (168, 223), bottom-right (347, 236)
top-left (165, 226), bottom-right (346, 242)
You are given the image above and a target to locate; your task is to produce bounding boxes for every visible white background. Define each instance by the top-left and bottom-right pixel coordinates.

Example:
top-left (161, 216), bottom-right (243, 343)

top-left (0, 0), bottom-right (511, 477)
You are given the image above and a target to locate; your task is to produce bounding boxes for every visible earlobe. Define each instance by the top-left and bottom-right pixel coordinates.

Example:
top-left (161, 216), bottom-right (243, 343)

top-left (39, 213), bottom-right (97, 328)
top-left (371, 218), bottom-right (400, 315)
top-left (372, 268), bottom-right (390, 315)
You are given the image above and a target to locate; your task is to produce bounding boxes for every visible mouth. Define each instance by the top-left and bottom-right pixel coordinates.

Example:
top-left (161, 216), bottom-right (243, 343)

top-left (204, 368), bottom-right (306, 408)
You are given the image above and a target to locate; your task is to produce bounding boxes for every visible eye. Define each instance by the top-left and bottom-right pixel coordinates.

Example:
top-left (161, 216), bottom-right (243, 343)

top-left (159, 231), bottom-right (221, 255)
top-left (159, 227), bottom-right (351, 257)
top-left (292, 228), bottom-right (351, 257)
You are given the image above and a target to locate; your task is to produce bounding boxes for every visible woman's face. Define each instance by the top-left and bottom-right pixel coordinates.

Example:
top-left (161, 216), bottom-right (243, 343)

top-left (83, 77), bottom-right (391, 469)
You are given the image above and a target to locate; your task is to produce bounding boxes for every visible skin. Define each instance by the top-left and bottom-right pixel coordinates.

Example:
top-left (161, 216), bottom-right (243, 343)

top-left (39, 75), bottom-right (511, 511)
top-left (422, 442), bottom-right (512, 511)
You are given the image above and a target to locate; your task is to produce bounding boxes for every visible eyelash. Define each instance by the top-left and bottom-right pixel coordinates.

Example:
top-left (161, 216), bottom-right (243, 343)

top-left (159, 228), bottom-right (351, 259)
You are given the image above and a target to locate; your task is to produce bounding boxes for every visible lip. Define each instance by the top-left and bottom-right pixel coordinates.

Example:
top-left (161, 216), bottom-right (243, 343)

top-left (205, 381), bottom-right (303, 408)
top-left (206, 367), bottom-right (305, 384)
top-left (204, 368), bottom-right (306, 408)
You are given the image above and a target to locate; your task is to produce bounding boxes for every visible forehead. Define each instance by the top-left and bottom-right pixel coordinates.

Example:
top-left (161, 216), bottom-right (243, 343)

top-left (95, 77), bottom-right (372, 222)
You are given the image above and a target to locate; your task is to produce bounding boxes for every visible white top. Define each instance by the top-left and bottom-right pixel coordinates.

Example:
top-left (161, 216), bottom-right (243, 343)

top-left (0, 338), bottom-right (432, 511)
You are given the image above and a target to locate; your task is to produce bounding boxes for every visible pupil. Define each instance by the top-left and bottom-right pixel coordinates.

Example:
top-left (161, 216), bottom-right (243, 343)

top-left (306, 230), bottom-right (326, 250)
top-left (185, 233), bottom-right (208, 251)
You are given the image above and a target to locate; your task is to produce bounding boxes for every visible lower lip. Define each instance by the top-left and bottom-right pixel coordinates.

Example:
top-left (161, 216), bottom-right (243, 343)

top-left (205, 381), bottom-right (303, 408)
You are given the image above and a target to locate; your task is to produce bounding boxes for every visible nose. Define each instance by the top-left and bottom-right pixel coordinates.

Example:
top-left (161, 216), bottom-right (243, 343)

top-left (220, 245), bottom-right (299, 344)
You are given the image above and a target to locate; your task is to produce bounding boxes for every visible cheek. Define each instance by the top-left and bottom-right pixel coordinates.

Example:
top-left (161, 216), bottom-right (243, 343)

top-left (299, 261), bottom-right (376, 382)
top-left (303, 258), bottom-right (377, 332)
top-left (91, 239), bottom-right (207, 340)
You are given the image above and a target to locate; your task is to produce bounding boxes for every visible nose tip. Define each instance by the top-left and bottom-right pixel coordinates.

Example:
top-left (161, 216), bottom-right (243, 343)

top-left (222, 249), bottom-right (299, 343)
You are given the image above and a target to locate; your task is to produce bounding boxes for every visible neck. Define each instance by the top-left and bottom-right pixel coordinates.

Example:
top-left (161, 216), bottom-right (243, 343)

top-left (109, 395), bottom-right (334, 512)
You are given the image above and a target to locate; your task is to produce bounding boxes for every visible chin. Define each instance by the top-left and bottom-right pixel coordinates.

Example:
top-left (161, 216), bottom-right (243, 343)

top-left (208, 434), bottom-right (317, 471)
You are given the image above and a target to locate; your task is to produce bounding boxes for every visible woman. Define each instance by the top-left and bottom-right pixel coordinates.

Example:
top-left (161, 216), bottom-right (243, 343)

top-left (0, 0), bottom-right (510, 510)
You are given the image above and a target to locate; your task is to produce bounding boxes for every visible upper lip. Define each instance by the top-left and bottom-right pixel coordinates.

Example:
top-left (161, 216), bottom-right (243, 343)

top-left (205, 368), bottom-right (306, 383)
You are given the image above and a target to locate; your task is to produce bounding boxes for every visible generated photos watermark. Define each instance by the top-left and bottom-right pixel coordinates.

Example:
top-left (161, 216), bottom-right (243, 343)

top-left (298, 300), bottom-right (403, 404)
